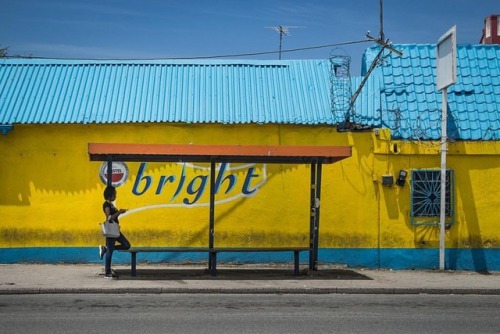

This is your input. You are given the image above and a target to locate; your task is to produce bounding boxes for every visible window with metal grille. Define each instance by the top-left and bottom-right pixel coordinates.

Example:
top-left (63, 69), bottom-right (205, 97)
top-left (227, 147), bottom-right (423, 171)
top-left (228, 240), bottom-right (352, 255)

top-left (410, 170), bottom-right (454, 226)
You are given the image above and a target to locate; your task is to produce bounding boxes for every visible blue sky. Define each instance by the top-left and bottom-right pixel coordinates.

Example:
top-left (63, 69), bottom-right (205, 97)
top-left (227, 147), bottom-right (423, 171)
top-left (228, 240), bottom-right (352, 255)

top-left (1, 0), bottom-right (498, 75)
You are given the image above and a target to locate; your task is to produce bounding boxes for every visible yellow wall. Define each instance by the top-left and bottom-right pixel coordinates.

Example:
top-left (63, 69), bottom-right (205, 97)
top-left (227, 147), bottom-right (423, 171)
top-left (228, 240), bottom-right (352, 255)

top-left (0, 124), bottom-right (498, 252)
top-left (372, 129), bottom-right (500, 250)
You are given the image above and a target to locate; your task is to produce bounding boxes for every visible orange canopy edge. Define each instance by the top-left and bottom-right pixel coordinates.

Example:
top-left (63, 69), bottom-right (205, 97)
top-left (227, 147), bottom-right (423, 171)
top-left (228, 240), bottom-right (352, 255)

top-left (88, 143), bottom-right (351, 164)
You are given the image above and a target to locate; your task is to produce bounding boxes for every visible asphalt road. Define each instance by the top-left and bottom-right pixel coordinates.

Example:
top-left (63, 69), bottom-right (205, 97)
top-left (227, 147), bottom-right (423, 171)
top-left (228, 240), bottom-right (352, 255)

top-left (1, 293), bottom-right (499, 333)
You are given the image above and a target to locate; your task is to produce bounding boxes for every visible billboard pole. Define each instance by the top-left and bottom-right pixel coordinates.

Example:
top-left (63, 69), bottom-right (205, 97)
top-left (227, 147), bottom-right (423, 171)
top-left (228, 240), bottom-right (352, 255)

top-left (439, 90), bottom-right (448, 270)
top-left (436, 25), bottom-right (456, 271)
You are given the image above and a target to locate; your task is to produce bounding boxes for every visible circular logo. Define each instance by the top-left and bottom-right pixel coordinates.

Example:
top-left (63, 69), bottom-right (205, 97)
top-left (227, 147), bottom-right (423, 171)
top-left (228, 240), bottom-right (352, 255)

top-left (99, 162), bottom-right (129, 187)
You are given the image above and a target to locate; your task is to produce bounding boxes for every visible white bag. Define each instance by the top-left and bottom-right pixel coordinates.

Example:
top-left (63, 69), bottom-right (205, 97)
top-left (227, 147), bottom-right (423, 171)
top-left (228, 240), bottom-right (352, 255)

top-left (101, 220), bottom-right (120, 238)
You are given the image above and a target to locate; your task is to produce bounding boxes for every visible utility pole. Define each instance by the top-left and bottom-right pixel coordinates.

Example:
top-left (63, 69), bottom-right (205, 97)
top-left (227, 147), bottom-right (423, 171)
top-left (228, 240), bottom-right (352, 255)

top-left (379, 0), bottom-right (385, 41)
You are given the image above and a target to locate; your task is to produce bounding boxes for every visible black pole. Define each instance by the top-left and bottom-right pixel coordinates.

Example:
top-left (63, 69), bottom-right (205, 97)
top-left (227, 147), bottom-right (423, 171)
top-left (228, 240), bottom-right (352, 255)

top-left (106, 157), bottom-right (113, 187)
top-left (208, 160), bottom-right (216, 271)
top-left (209, 161), bottom-right (216, 249)
top-left (309, 162), bottom-right (317, 270)
top-left (313, 162), bottom-right (323, 271)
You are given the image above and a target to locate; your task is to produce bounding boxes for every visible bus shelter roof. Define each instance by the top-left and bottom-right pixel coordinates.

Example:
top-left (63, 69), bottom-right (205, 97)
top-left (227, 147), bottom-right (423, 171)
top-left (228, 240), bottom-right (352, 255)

top-left (88, 143), bottom-right (352, 164)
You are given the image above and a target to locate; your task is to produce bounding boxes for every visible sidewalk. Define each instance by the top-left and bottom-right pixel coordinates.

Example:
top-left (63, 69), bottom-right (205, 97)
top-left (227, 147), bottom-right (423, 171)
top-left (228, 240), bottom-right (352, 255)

top-left (1, 263), bottom-right (499, 295)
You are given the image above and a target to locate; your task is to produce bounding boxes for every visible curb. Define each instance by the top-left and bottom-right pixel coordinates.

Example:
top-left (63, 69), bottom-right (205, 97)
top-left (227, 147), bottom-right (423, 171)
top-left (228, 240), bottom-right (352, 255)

top-left (2, 287), bottom-right (500, 295)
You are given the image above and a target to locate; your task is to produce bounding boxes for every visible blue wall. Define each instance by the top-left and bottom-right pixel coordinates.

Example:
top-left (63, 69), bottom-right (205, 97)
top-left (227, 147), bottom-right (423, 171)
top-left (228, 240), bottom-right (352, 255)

top-left (1, 247), bottom-right (498, 271)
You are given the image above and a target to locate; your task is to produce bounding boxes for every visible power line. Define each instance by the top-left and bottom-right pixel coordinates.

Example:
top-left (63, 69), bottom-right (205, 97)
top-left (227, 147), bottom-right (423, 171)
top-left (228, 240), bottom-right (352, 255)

top-left (198, 39), bottom-right (368, 60)
top-left (8, 39), bottom-right (370, 61)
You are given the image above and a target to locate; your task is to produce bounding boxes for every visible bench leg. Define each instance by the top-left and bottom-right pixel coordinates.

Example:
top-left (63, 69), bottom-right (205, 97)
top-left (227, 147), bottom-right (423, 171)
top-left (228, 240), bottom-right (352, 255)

top-left (294, 251), bottom-right (300, 276)
top-left (131, 252), bottom-right (137, 277)
top-left (210, 252), bottom-right (217, 277)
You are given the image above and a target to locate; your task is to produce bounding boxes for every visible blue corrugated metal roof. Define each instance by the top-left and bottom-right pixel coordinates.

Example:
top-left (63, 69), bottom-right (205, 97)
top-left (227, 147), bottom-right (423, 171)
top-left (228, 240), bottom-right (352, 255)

top-left (2, 47), bottom-right (499, 141)
top-left (0, 58), bottom-right (344, 126)
top-left (361, 44), bottom-right (500, 140)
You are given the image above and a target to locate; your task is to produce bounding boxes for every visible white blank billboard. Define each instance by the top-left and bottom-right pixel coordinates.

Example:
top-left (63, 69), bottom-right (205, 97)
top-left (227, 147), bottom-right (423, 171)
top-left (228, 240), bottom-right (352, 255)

top-left (436, 26), bottom-right (457, 91)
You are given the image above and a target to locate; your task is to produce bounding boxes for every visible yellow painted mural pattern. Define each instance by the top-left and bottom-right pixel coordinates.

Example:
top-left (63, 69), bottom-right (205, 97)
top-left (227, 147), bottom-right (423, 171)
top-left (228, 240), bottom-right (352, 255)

top-left (0, 124), bottom-right (498, 250)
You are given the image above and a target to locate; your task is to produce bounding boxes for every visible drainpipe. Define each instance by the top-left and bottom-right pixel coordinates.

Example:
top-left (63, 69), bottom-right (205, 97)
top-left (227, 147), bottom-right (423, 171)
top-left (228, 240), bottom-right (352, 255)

top-left (0, 125), bottom-right (13, 135)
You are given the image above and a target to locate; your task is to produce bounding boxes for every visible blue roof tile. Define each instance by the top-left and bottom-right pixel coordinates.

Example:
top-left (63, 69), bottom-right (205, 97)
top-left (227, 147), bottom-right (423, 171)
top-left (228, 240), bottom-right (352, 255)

top-left (361, 44), bottom-right (500, 140)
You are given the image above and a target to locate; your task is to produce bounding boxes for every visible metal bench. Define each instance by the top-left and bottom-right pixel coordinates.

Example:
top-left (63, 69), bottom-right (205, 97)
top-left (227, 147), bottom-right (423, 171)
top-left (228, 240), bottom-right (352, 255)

top-left (119, 247), bottom-right (310, 277)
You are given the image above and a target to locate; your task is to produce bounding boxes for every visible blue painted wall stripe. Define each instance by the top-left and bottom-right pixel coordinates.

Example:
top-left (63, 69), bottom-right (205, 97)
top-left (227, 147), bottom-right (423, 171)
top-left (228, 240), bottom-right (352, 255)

top-left (0, 247), bottom-right (498, 271)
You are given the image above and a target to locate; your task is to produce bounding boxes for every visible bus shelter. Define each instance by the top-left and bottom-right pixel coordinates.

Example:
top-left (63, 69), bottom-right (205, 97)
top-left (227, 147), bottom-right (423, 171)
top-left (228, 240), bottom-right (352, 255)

top-left (88, 143), bottom-right (352, 270)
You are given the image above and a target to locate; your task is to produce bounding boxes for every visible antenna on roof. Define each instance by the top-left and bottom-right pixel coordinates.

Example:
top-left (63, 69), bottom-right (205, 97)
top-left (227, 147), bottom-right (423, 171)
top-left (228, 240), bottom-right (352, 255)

top-left (364, 0), bottom-right (402, 56)
top-left (379, 0), bottom-right (384, 41)
top-left (266, 25), bottom-right (305, 60)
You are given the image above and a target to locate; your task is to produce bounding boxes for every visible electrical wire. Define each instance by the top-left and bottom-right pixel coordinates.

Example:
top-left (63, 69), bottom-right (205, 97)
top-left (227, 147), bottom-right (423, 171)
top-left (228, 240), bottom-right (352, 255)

top-left (7, 39), bottom-right (370, 61)
top-left (187, 39), bottom-right (370, 60)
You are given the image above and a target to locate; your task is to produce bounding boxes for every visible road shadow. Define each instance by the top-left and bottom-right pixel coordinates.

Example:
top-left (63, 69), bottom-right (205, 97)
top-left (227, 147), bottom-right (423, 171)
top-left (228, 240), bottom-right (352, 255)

top-left (114, 264), bottom-right (372, 281)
